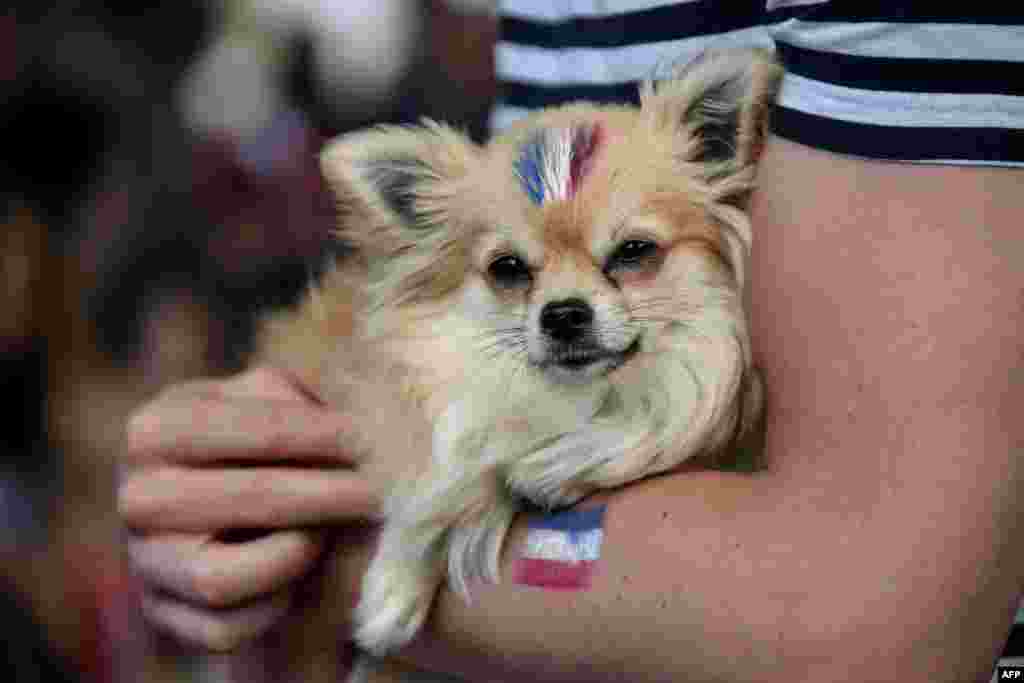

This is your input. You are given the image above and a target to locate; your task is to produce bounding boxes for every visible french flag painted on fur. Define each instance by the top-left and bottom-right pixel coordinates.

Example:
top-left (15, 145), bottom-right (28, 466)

top-left (514, 123), bottom-right (603, 205)
top-left (514, 504), bottom-right (606, 590)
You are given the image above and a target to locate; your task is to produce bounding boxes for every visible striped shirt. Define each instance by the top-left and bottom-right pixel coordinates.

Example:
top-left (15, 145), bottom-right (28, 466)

top-left (493, 1), bottom-right (1024, 166)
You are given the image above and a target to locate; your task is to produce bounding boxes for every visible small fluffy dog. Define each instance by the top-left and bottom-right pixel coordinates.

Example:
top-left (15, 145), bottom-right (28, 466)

top-left (260, 48), bottom-right (781, 682)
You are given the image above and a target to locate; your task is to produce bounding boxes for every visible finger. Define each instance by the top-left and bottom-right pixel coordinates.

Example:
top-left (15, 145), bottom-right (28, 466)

top-left (129, 531), bottom-right (325, 607)
top-left (120, 467), bottom-right (380, 531)
top-left (219, 366), bottom-right (324, 403)
top-left (125, 393), bottom-right (360, 467)
top-left (141, 589), bottom-right (291, 652)
top-left (150, 367), bottom-right (312, 405)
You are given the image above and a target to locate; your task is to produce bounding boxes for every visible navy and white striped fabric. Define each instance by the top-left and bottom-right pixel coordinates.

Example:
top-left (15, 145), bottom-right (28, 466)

top-left (493, 1), bottom-right (1024, 166)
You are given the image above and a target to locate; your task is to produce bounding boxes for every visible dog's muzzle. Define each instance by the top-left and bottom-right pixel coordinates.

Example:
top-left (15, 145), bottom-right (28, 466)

top-left (537, 298), bottom-right (639, 381)
top-left (540, 298), bottom-right (593, 343)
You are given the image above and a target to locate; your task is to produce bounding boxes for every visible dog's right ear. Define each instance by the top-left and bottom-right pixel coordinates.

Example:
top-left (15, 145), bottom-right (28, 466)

top-left (319, 121), bottom-right (479, 244)
top-left (641, 48), bottom-right (782, 194)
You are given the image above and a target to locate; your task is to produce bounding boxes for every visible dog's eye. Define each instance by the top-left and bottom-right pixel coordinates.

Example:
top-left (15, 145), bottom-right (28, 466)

top-left (607, 240), bottom-right (658, 270)
top-left (488, 254), bottom-right (532, 287)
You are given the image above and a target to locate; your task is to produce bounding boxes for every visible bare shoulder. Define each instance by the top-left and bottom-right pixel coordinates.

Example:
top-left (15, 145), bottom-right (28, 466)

top-left (742, 136), bottom-right (1024, 679)
top-left (748, 136), bottom-right (1024, 477)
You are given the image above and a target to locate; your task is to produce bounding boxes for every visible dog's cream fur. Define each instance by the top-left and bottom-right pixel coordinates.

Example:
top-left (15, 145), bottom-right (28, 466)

top-left (258, 48), bottom-right (782, 682)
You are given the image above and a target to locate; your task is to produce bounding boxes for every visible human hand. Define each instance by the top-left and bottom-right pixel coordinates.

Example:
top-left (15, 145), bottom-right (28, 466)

top-left (118, 366), bottom-right (381, 651)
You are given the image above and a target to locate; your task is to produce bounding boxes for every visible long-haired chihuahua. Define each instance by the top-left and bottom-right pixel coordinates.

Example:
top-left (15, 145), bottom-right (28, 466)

top-left (259, 48), bottom-right (782, 682)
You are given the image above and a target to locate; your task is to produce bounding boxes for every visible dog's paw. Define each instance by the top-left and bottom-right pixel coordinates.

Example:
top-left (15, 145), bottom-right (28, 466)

top-left (354, 561), bottom-right (438, 656)
top-left (505, 428), bottom-right (628, 507)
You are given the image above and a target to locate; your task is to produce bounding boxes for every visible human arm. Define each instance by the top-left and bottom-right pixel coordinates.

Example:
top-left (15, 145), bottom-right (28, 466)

top-left (389, 136), bottom-right (1024, 683)
top-left (118, 136), bottom-right (1024, 680)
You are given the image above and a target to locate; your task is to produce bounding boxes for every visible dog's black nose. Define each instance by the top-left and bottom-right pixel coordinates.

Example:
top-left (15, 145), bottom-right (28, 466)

top-left (540, 298), bottom-right (594, 341)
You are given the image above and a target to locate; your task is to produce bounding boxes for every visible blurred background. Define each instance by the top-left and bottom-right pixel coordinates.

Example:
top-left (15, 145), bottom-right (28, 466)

top-left (0, 1), bottom-right (496, 680)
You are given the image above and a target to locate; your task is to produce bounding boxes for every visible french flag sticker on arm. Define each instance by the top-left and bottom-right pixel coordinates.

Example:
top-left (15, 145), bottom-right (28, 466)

top-left (514, 505), bottom-right (606, 590)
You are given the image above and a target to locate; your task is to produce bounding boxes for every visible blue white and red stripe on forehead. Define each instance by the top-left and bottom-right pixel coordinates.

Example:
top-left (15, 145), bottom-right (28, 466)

top-left (514, 123), bottom-right (603, 205)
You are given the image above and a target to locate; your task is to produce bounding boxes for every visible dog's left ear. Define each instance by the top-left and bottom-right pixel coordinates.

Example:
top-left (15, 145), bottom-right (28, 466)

top-left (642, 48), bottom-right (783, 188)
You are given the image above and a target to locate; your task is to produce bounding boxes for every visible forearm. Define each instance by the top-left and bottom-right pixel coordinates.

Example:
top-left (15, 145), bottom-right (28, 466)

top-left (406, 443), bottom-right (1020, 683)
top-left (398, 139), bottom-right (1024, 682)
top-left (406, 470), bottom-right (1015, 683)
top-left (407, 470), bottom-right (820, 682)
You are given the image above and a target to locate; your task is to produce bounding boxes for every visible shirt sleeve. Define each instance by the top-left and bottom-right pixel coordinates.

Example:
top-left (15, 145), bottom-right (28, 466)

top-left (767, 4), bottom-right (1024, 166)
top-left (493, 1), bottom-right (1024, 167)
top-left (491, 0), bottom-right (773, 132)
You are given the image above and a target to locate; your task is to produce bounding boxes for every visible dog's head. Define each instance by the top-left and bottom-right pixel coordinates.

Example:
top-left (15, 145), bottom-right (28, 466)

top-left (321, 49), bottom-right (780, 487)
